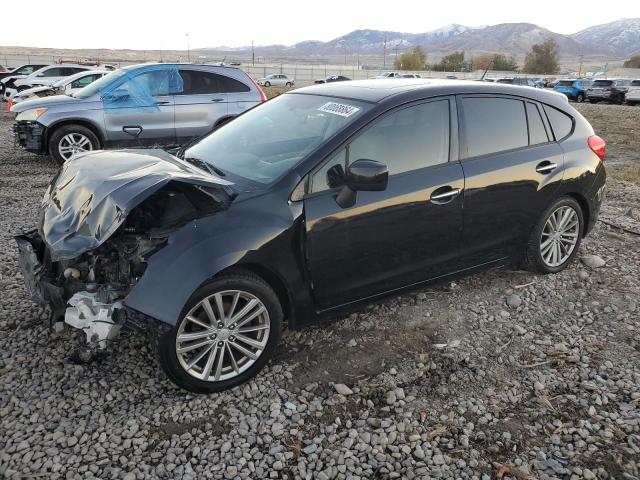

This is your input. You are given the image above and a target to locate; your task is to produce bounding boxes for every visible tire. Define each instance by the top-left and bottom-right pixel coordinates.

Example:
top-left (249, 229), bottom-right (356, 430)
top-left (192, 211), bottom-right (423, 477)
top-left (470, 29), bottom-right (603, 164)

top-left (615, 94), bottom-right (624, 105)
top-left (48, 124), bottom-right (100, 165)
top-left (576, 93), bottom-right (585, 103)
top-left (628, 101), bottom-right (637, 106)
top-left (285, 82), bottom-right (292, 87)
top-left (264, 81), bottom-right (271, 87)
top-left (522, 196), bottom-right (584, 274)
top-left (589, 99), bottom-right (600, 103)
top-left (157, 271), bottom-right (283, 393)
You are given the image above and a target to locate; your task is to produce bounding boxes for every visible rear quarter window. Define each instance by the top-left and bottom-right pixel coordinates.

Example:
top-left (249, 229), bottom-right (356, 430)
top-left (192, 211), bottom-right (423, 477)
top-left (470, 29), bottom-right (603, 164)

top-left (219, 75), bottom-right (250, 93)
top-left (542, 105), bottom-right (574, 141)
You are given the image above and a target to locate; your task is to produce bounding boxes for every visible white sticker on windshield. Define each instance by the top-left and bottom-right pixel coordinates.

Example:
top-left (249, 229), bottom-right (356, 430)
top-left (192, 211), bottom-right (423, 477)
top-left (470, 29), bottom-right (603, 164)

top-left (318, 102), bottom-right (361, 117)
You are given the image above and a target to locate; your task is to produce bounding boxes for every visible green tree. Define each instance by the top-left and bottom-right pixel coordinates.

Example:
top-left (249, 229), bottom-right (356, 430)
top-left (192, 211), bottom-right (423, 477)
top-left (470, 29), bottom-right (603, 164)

top-left (523, 39), bottom-right (560, 74)
top-left (623, 55), bottom-right (640, 68)
top-left (492, 54), bottom-right (519, 71)
top-left (394, 46), bottom-right (427, 70)
top-left (431, 51), bottom-right (469, 72)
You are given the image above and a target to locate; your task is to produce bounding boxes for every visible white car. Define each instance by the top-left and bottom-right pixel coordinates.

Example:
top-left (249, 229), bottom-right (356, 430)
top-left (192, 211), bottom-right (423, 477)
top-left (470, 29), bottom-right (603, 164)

top-left (374, 72), bottom-right (401, 79)
top-left (10, 70), bottom-right (110, 105)
top-left (626, 80), bottom-right (640, 106)
top-left (4, 65), bottom-right (96, 100)
top-left (399, 73), bottom-right (421, 78)
top-left (256, 74), bottom-right (295, 87)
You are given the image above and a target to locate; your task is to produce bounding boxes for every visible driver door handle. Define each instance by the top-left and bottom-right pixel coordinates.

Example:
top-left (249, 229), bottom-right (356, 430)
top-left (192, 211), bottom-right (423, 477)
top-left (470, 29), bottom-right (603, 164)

top-left (430, 186), bottom-right (462, 204)
top-left (211, 97), bottom-right (224, 102)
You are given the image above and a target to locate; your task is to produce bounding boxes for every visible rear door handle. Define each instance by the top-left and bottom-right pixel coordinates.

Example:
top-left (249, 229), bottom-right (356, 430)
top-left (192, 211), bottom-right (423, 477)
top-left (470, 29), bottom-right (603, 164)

top-left (430, 186), bottom-right (462, 204)
top-left (156, 101), bottom-right (171, 105)
top-left (211, 97), bottom-right (224, 102)
top-left (536, 161), bottom-right (558, 174)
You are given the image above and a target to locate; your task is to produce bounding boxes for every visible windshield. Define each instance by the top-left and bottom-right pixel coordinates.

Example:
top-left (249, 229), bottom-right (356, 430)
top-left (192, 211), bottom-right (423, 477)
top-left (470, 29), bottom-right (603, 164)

top-left (73, 69), bottom-right (125, 98)
top-left (184, 94), bottom-right (371, 184)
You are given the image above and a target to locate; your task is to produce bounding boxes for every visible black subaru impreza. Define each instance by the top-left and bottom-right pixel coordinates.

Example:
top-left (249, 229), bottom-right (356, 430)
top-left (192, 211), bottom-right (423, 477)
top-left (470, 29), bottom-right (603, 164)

top-left (16, 79), bottom-right (606, 392)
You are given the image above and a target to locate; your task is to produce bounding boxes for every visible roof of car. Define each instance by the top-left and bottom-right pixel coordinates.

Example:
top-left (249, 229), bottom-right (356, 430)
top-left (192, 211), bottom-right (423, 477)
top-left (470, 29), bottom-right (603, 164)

top-left (122, 63), bottom-right (240, 71)
top-left (291, 79), bottom-right (570, 107)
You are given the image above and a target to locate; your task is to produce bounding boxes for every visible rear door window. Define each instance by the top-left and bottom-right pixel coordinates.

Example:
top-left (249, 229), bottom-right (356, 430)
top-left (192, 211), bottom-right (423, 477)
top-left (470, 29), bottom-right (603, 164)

top-left (461, 97), bottom-right (528, 158)
top-left (179, 70), bottom-right (221, 94)
top-left (542, 105), bottom-right (573, 141)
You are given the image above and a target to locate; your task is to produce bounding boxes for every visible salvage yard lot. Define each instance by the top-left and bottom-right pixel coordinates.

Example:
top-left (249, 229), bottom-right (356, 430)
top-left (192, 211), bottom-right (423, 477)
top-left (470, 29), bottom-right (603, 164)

top-left (1, 100), bottom-right (639, 479)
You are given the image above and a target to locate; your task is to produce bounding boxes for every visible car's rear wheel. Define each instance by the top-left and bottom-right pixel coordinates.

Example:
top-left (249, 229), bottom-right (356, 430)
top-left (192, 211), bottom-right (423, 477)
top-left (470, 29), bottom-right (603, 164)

top-left (264, 81), bottom-right (271, 87)
top-left (157, 271), bottom-right (283, 393)
top-left (523, 197), bottom-right (584, 274)
top-left (576, 93), bottom-right (585, 102)
top-left (285, 82), bottom-right (292, 87)
top-left (49, 124), bottom-right (100, 165)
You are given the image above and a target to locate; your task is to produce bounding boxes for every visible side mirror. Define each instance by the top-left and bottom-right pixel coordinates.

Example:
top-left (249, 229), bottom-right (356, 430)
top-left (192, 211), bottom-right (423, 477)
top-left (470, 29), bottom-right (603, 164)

top-left (336, 159), bottom-right (388, 208)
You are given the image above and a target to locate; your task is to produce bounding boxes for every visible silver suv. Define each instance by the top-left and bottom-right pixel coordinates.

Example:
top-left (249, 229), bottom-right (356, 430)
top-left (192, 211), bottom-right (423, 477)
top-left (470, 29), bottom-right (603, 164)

top-left (11, 63), bottom-right (266, 164)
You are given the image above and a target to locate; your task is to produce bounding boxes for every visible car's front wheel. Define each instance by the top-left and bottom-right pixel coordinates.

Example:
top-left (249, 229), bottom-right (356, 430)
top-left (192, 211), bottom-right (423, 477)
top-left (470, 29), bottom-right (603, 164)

top-left (49, 124), bottom-right (100, 165)
top-left (158, 271), bottom-right (283, 393)
top-left (285, 82), bottom-right (292, 87)
top-left (523, 197), bottom-right (584, 274)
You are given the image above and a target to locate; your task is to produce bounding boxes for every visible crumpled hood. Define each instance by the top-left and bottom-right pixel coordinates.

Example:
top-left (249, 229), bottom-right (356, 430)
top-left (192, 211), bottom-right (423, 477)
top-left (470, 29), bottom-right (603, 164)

top-left (40, 149), bottom-right (235, 260)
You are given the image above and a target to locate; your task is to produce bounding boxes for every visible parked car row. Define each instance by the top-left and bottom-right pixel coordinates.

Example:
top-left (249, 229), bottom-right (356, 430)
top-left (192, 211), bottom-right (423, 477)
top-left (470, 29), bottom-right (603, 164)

top-left (1, 62), bottom-right (115, 102)
top-left (551, 78), bottom-right (640, 105)
top-left (10, 63), bottom-right (266, 163)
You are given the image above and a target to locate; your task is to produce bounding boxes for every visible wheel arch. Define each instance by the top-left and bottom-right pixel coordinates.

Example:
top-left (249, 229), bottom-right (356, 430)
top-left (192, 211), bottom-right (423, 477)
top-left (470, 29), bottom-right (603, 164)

top-left (45, 118), bottom-right (105, 154)
top-left (564, 191), bottom-right (591, 237)
top-left (214, 115), bottom-right (235, 128)
top-left (218, 263), bottom-right (293, 328)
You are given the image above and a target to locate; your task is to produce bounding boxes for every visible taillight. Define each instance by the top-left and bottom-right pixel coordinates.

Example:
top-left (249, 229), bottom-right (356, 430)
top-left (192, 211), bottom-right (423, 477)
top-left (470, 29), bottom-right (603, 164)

top-left (588, 135), bottom-right (606, 161)
top-left (247, 75), bottom-right (267, 102)
top-left (7, 99), bottom-right (12, 112)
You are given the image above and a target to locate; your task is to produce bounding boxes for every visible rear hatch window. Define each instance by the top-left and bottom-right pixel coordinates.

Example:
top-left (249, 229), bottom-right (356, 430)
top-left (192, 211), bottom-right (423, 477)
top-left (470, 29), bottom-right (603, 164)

top-left (631, 80), bottom-right (640, 86)
top-left (591, 80), bottom-right (612, 87)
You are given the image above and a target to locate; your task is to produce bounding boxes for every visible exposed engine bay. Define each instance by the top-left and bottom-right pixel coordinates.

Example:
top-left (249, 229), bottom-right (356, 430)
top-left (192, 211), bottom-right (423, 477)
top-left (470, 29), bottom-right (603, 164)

top-left (18, 180), bottom-right (231, 354)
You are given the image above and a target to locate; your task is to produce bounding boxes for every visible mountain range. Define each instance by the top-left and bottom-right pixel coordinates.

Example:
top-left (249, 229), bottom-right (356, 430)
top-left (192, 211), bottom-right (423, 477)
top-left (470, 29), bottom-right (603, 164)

top-left (199, 18), bottom-right (640, 59)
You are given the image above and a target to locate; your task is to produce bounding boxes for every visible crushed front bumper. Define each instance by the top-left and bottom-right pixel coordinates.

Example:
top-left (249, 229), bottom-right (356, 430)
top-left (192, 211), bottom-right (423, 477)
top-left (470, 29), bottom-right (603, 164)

top-left (11, 121), bottom-right (46, 154)
top-left (15, 232), bottom-right (65, 312)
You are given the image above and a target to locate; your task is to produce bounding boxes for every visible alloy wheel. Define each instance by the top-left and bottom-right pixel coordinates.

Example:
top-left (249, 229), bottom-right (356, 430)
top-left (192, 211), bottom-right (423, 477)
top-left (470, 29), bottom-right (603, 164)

top-left (175, 290), bottom-right (270, 382)
top-left (539, 206), bottom-right (580, 268)
top-left (58, 133), bottom-right (93, 161)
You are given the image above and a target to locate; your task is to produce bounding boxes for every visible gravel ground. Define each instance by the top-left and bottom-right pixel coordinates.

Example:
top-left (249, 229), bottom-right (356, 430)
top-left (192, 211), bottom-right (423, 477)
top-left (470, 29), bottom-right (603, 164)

top-left (1, 103), bottom-right (639, 480)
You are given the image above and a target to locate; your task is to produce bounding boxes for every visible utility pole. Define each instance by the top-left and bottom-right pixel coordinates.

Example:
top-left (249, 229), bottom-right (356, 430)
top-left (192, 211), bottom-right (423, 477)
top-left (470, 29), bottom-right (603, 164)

top-left (578, 54), bottom-right (584, 77)
top-left (383, 35), bottom-right (387, 69)
top-left (252, 41), bottom-right (255, 66)
top-left (186, 33), bottom-right (190, 63)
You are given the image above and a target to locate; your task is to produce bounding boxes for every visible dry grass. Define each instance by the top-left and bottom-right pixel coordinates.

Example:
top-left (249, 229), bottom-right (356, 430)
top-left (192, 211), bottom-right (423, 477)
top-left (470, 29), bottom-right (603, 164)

top-left (262, 86), bottom-right (293, 99)
top-left (607, 163), bottom-right (640, 184)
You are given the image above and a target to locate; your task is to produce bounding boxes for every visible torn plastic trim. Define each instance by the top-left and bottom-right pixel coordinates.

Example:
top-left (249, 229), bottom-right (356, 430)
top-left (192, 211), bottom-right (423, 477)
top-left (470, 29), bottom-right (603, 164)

top-left (65, 291), bottom-right (123, 349)
top-left (39, 148), bottom-right (235, 261)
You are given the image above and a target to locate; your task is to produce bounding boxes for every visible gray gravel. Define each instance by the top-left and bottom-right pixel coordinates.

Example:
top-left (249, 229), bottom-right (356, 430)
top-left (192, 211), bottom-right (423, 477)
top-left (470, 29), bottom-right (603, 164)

top-left (1, 107), bottom-right (639, 479)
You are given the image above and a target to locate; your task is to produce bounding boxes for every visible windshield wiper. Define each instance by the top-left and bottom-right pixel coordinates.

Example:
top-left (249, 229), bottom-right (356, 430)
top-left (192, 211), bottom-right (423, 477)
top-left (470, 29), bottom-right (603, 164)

top-left (183, 157), bottom-right (226, 177)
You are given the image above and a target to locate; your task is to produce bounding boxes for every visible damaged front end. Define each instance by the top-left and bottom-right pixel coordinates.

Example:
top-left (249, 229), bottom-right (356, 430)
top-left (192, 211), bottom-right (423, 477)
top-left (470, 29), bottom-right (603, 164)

top-left (16, 149), bottom-right (234, 352)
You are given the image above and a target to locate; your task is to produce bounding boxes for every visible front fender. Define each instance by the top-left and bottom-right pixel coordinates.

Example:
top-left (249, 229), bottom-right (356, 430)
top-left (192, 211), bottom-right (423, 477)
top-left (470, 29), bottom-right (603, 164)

top-left (124, 200), bottom-right (303, 325)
